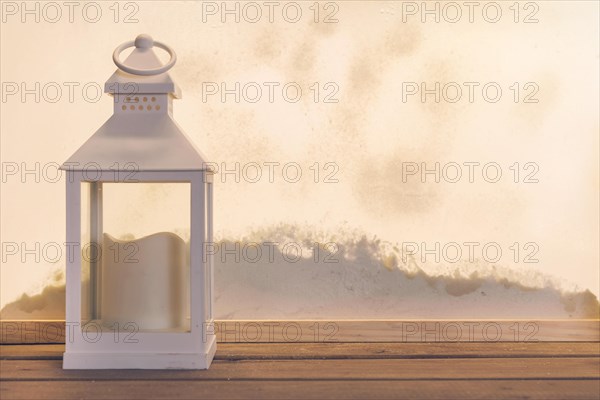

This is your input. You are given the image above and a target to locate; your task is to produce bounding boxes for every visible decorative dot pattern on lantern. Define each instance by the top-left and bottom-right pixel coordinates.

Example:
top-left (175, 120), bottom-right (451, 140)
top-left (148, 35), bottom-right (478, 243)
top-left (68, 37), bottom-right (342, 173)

top-left (61, 34), bottom-right (215, 370)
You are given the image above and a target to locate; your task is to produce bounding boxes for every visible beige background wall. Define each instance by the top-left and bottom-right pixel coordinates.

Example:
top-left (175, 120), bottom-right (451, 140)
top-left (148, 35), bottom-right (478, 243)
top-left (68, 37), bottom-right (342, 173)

top-left (1, 1), bottom-right (598, 319)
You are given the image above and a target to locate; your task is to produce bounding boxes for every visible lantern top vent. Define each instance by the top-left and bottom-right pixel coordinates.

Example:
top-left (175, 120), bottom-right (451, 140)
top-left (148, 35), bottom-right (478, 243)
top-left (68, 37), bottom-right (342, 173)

top-left (105, 34), bottom-right (181, 98)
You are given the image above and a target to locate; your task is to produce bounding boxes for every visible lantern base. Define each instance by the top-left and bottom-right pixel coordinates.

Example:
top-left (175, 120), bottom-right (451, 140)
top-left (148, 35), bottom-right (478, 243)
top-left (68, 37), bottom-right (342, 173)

top-left (62, 335), bottom-right (216, 369)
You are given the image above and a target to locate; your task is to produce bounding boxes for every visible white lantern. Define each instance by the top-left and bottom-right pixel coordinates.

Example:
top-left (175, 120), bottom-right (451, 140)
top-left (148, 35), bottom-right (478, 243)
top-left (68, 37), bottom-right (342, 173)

top-left (61, 34), bottom-right (216, 369)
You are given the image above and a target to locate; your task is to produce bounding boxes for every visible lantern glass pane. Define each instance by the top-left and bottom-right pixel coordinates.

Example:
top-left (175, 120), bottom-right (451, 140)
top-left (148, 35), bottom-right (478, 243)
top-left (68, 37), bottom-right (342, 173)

top-left (80, 181), bottom-right (191, 333)
top-left (80, 182), bottom-right (93, 325)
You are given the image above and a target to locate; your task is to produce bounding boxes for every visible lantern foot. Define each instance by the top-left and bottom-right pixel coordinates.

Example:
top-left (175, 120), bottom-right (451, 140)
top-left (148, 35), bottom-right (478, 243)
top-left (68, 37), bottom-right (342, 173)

top-left (63, 335), bottom-right (216, 370)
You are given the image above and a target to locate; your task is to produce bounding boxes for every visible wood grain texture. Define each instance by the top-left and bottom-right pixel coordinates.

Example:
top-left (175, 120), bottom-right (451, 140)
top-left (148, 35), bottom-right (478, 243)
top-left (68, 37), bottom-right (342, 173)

top-left (2, 320), bottom-right (599, 344)
top-left (2, 358), bottom-right (599, 381)
top-left (2, 342), bottom-right (600, 360)
top-left (1, 380), bottom-right (599, 400)
top-left (1, 343), bottom-right (598, 400)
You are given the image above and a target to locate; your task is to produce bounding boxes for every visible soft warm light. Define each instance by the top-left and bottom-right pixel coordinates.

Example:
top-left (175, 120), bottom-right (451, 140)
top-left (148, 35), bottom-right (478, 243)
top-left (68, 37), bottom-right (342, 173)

top-left (1, 2), bottom-right (598, 320)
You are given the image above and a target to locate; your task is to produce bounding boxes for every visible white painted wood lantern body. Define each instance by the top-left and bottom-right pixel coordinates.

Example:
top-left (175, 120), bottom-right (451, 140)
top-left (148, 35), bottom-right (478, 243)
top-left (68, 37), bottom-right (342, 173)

top-left (61, 35), bottom-right (215, 369)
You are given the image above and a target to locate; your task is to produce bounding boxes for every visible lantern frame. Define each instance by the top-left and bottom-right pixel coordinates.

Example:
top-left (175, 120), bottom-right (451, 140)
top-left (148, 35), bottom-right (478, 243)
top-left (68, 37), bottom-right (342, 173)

top-left (63, 169), bottom-right (215, 369)
top-left (61, 34), bottom-right (216, 369)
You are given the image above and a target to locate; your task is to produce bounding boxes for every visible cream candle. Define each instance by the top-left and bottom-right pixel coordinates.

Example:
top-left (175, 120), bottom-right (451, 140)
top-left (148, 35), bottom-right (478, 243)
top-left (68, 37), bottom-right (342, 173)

top-left (100, 232), bottom-right (189, 331)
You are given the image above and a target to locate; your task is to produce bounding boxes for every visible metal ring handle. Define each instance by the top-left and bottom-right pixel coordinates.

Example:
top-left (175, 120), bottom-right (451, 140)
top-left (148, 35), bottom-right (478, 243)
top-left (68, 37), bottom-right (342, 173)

top-left (112, 38), bottom-right (177, 76)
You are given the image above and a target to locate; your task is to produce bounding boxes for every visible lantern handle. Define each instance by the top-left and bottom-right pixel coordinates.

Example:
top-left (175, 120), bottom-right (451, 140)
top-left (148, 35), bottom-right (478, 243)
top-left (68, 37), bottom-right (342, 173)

top-left (112, 34), bottom-right (177, 76)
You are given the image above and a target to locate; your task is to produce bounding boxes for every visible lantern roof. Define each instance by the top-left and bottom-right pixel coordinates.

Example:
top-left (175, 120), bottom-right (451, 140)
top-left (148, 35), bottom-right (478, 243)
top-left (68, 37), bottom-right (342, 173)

top-left (61, 34), bottom-right (209, 172)
top-left (61, 114), bottom-right (209, 172)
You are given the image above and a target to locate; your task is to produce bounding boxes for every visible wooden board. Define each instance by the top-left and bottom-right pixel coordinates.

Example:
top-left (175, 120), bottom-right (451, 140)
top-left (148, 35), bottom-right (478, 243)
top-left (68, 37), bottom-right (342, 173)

top-left (1, 343), bottom-right (598, 400)
top-left (2, 319), bottom-right (599, 344)
top-left (1, 380), bottom-right (599, 400)
top-left (2, 342), bottom-right (600, 360)
top-left (2, 358), bottom-right (599, 380)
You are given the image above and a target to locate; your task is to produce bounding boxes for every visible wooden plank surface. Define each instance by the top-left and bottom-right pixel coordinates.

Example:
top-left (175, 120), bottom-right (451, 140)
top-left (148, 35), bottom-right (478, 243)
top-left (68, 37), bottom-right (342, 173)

top-left (2, 358), bottom-right (599, 380)
top-left (2, 342), bottom-right (600, 360)
top-left (1, 343), bottom-right (598, 400)
top-left (2, 320), bottom-right (599, 343)
top-left (2, 380), bottom-right (599, 400)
